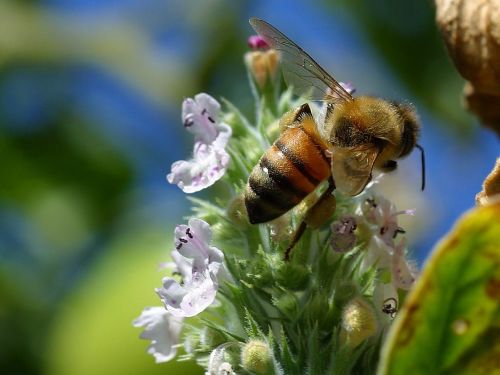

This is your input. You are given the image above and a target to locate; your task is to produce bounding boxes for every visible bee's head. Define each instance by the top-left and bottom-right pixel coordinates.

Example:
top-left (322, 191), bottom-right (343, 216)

top-left (381, 102), bottom-right (425, 190)
top-left (395, 102), bottom-right (426, 190)
top-left (394, 102), bottom-right (420, 158)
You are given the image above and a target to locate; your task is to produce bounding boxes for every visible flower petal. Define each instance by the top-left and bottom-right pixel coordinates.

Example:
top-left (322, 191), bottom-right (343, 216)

top-left (178, 271), bottom-right (218, 317)
top-left (156, 278), bottom-right (188, 316)
top-left (133, 307), bottom-right (183, 363)
top-left (171, 250), bottom-right (192, 280)
top-left (167, 143), bottom-right (230, 193)
top-left (157, 270), bottom-right (218, 318)
top-left (157, 219), bottom-right (224, 318)
top-left (174, 218), bottom-right (218, 267)
top-left (182, 93), bottom-right (221, 145)
top-left (392, 240), bottom-right (417, 290)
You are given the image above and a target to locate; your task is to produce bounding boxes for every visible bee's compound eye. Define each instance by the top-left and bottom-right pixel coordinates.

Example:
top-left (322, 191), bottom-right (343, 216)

top-left (381, 160), bottom-right (397, 172)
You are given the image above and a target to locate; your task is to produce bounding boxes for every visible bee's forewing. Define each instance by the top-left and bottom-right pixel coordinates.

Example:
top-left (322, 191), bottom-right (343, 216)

top-left (249, 18), bottom-right (353, 103)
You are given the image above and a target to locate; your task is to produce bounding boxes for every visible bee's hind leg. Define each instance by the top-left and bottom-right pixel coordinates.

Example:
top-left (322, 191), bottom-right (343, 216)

top-left (284, 178), bottom-right (336, 260)
top-left (284, 221), bottom-right (307, 261)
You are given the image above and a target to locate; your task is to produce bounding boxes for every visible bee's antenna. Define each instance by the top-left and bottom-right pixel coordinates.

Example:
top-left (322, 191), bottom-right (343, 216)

top-left (415, 144), bottom-right (425, 191)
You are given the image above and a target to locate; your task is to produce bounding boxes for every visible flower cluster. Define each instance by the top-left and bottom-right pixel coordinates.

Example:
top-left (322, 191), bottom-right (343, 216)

top-left (167, 93), bottom-right (231, 193)
top-left (358, 193), bottom-right (418, 322)
top-left (134, 35), bottom-right (419, 374)
top-left (156, 218), bottom-right (225, 318)
top-left (133, 217), bottom-right (224, 362)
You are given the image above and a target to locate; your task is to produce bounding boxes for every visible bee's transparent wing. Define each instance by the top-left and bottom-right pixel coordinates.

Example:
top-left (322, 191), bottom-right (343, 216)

top-left (250, 18), bottom-right (353, 103)
top-left (330, 145), bottom-right (379, 196)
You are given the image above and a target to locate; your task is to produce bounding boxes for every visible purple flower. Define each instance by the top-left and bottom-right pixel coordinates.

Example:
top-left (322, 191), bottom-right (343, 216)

top-left (167, 93), bottom-right (232, 193)
top-left (133, 307), bottom-right (183, 363)
top-left (331, 215), bottom-right (357, 252)
top-left (156, 218), bottom-right (224, 318)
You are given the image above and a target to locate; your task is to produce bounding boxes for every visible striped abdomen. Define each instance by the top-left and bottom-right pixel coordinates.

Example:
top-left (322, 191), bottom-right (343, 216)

top-left (244, 116), bottom-right (331, 224)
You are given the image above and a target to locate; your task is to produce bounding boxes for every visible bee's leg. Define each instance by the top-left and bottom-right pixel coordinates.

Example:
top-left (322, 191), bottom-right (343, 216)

top-left (284, 178), bottom-right (336, 260)
top-left (284, 221), bottom-right (307, 261)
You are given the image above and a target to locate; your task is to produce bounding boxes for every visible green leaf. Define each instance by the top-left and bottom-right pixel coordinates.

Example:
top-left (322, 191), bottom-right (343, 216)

top-left (378, 202), bottom-right (500, 375)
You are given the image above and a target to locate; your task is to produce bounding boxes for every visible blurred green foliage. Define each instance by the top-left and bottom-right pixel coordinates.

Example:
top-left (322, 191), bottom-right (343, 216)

top-left (378, 202), bottom-right (500, 375)
top-left (44, 229), bottom-right (202, 375)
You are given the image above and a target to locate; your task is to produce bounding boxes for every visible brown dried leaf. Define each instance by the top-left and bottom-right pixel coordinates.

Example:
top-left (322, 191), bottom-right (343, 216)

top-left (476, 157), bottom-right (500, 206)
top-left (435, 0), bottom-right (500, 135)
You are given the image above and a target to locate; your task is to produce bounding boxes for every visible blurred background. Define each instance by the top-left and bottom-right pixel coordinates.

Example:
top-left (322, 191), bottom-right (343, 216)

top-left (0, 0), bottom-right (498, 374)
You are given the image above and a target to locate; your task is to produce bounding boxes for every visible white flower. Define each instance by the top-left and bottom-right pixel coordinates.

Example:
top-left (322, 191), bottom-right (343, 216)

top-left (168, 142), bottom-right (230, 193)
top-left (207, 343), bottom-right (237, 375)
top-left (363, 235), bottom-right (393, 270)
top-left (133, 307), bottom-right (183, 363)
top-left (391, 239), bottom-right (418, 290)
top-left (156, 218), bottom-right (224, 317)
top-left (358, 194), bottom-right (418, 290)
top-left (182, 93), bottom-right (226, 145)
top-left (360, 195), bottom-right (415, 248)
top-left (168, 93), bottom-right (232, 193)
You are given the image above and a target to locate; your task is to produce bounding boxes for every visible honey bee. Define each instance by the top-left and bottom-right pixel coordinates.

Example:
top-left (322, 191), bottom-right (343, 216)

top-left (244, 18), bottom-right (425, 259)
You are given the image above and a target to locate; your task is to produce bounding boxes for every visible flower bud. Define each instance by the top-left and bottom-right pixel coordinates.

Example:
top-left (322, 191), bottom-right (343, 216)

top-left (274, 293), bottom-right (299, 316)
top-left (276, 263), bottom-right (310, 291)
top-left (306, 293), bottom-right (334, 328)
top-left (200, 326), bottom-right (225, 348)
top-left (340, 297), bottom-right (378, 348)
top-left (244, 48), bottom-right (279, 89)
top-left (333, 282), bottom-right (357, 307)
top-left (248, 35), bottom-right (269, 50)
top-left (241, 339), bottom-right (271, 375)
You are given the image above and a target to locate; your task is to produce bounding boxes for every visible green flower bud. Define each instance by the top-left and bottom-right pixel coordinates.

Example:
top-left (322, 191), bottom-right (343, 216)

top-left (241, 339), bottom-right (271, 375)
top-left (274, 293), bottom-right (299, 317)
top-left (200, 327), bottom-right (226, 349)
top-left (333, 282), bottom-right (358, 307)
top-left (276, 263), bottom-right (310, 290)
top-left (340, 297), bottom-right (378, 348)
top-left (306, 293), bottom-right (335, 329)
